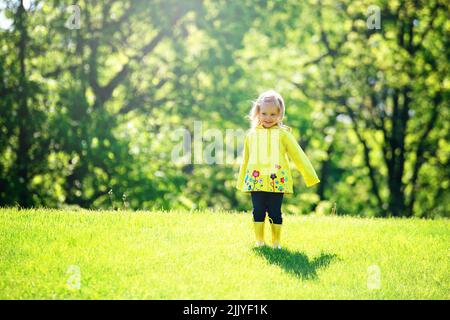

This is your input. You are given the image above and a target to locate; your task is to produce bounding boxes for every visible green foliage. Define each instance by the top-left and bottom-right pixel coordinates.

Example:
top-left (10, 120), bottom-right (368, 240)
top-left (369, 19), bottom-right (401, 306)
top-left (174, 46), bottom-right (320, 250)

top-left (0, 0), bottom-right (448, 217)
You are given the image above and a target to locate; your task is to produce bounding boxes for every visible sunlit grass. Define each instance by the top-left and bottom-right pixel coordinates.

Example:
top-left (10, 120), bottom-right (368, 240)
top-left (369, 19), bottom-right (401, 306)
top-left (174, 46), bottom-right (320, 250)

top-left (0, 208), bottom-right (448, 299)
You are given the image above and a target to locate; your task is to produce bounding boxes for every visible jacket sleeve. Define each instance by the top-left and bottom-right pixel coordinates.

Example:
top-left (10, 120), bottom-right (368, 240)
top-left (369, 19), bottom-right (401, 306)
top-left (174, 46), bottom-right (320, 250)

top-left (235, 134), bottom-right (249, 191)
top-left (283, 130), bottom-right (320, 187)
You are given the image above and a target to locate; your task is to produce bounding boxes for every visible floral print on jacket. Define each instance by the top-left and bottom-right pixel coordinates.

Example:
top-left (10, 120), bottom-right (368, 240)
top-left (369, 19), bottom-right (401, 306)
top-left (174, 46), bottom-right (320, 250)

top-left (236, 124), bottom-right (320, 194)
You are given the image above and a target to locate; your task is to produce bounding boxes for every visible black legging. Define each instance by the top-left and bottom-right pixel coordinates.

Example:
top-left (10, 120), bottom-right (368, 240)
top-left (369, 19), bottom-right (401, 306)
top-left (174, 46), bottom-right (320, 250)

top-left (251, 191), bottom-right (284, 224)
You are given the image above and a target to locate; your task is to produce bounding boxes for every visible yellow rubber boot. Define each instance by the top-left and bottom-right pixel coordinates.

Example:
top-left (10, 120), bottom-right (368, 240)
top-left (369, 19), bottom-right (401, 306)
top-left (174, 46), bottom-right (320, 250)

top-left (253, 222), bottom-right (265, 247)
top-left (270, 223), bottom-right (282, 249)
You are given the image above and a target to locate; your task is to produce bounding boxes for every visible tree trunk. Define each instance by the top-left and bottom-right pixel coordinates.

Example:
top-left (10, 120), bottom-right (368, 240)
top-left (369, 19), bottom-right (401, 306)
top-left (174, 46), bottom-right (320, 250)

top-left (15, 1), bottom-right (32, 207)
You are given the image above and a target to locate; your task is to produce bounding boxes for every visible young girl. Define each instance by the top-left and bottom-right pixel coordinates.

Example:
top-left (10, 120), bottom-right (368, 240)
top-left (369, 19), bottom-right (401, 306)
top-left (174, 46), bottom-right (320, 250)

top-left (236, 90), bottom-right (320, 249)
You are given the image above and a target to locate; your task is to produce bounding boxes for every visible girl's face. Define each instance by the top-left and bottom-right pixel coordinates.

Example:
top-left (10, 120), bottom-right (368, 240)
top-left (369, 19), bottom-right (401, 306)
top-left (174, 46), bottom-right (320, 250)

top-left (259, 103), bottom-right (281, 128)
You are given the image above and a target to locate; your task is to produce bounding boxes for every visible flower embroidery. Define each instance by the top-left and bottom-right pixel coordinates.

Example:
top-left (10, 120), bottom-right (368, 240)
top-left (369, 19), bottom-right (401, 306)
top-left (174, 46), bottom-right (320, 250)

top-left (244, 170), bottom-right (264, 191)
top-left (270, 166), bottom-right (287, 192)
top-left (252, 170), bottom-right (261, 189)
top-left (242, 166), bottom-right (288, 192)
top-left (270, 173), bottom-right (277, 191)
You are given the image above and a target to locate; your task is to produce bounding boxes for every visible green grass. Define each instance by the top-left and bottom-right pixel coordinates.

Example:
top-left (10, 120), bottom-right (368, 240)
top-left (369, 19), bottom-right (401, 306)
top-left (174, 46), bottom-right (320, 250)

top-left (0, 208), bottom-right (448, 299)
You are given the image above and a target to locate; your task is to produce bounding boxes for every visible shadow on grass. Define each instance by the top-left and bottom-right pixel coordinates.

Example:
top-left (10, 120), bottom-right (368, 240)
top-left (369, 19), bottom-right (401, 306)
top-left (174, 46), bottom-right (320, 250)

top-left (252, 246), bottom-right (337, 280)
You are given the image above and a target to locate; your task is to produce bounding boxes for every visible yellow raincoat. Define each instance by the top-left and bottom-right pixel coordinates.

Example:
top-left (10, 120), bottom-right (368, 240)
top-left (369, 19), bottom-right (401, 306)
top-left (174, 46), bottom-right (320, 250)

top-left (235, 124), bottom-right (320, 193)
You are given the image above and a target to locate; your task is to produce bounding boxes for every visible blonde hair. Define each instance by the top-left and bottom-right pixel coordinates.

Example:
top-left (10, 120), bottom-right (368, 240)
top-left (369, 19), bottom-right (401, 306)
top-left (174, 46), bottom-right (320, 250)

top-left (246, 89), bottom-right (290, 130)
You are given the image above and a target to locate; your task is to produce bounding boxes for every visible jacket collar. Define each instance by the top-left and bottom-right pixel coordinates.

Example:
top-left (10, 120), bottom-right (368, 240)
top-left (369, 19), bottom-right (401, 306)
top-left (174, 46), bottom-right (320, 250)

top-left (256, 123), bottom-right (280, 129)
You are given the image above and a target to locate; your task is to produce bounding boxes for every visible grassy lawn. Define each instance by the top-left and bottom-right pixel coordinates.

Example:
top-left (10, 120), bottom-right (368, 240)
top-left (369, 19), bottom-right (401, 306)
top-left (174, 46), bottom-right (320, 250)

top-left (0, 208), bottom-right (448, 299)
